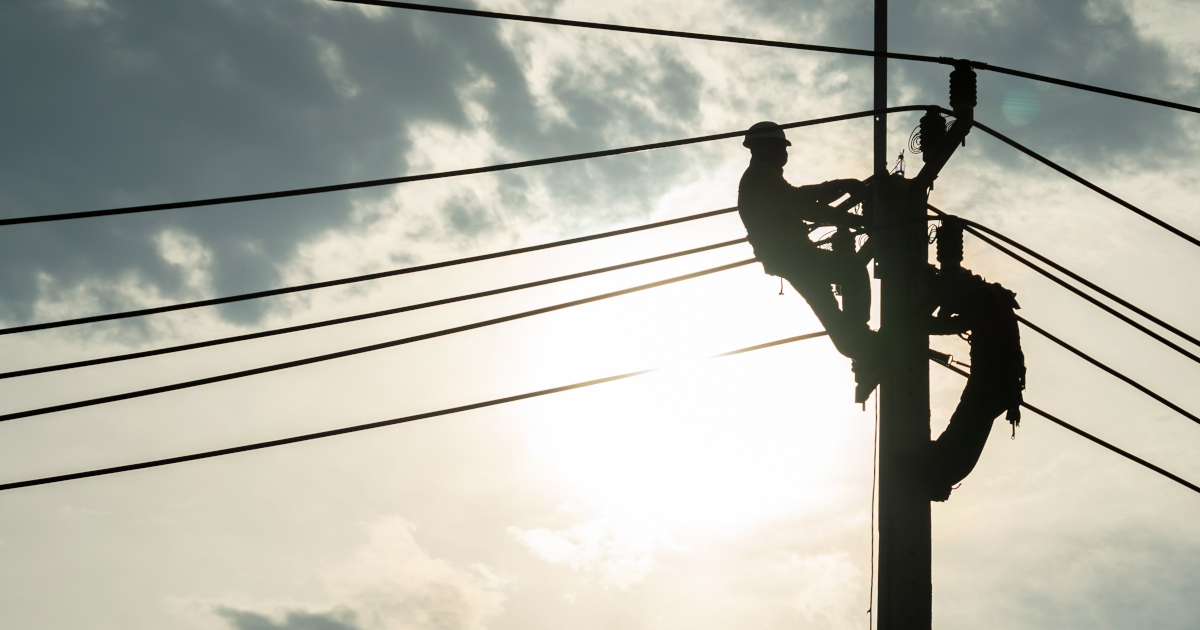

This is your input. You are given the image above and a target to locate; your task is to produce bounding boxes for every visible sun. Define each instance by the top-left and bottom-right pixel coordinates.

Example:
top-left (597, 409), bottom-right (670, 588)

top-left (510, 232), bottom-right (873, 538)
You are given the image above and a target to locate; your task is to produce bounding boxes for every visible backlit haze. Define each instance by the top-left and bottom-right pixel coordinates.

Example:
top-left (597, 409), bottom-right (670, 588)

top-left (1, 1), bottom-right (1198, 629)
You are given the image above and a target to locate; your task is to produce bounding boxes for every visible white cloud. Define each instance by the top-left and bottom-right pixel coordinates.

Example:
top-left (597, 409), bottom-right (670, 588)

top-left (156, 228), bottom-right (215, 297)
top-left (509, 516), bottom-right (678, 589)
top-left (787, 552), bottom-right (862, 628)
top-left (203, 516), bottom-right (511, 630)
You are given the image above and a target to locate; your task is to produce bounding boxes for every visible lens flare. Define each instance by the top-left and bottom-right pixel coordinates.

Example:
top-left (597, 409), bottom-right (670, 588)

top-left (1002, 88), bottom-right (1040, 126)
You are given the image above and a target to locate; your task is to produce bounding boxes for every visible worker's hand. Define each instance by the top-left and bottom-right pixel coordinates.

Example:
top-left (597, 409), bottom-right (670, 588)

top-left (827, 178), bottom-right (866, 194)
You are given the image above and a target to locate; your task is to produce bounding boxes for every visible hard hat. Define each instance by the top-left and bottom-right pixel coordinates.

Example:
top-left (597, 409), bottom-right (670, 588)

top-left (743, 121), bottom-right (791, 148)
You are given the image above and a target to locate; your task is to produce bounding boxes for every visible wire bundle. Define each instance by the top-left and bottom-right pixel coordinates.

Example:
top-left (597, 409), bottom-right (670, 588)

top-left (0, 0), bottom-right (1196, 501)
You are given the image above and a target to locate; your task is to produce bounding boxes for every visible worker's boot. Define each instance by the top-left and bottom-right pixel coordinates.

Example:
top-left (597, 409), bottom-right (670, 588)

top-left (852, 361), bottom-right (879, 404)
top-left (850, 328), bottom-right (882, 404)
top-left (929, 483), bottom-right (953, 502)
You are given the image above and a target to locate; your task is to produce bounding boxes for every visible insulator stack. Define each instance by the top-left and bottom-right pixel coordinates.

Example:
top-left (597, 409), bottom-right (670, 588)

top-left (937, 219), bottom-right (964, 270)
top-left (919, 110), bottom-right (947, 156)
top-left (949, 63), bottom-right (978, 113)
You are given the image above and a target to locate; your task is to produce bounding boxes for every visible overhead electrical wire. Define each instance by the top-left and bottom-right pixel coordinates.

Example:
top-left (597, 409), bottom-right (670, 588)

top-left (0, 207), bottom-right (739, 336)
top-left (1, 14), bottom-right (1192, 230)
top-left (0, 238), bottom-right (747, 380)
top-left (1016, 315), bottom-right (1200, 427)
top-left (0, 259), bottom-right (756, 423)
top-left (0, 107), bottom-right (929, 227)
top-left (0, 331), bottom-right (830, 492)
top-left (927, 211), bottom-right (1199, 425)
top-left (969, 61), bottom-right (1200, 116)
top-left (933, 212), bottom-right (1200, 368)
top-left (934, 360), bottom-right (1200, 496)
top-left (959, 217), bottom-right (1200, 351)
top-left (6, 335), bottom-right (1195, 495)
top-left (974, 228), bottom-right (1200, 368)
top-left (332, 0), bottom-right (935, 61)
top-left (335, 0), bottom-right (1200, 116)
top-left (967, 117), bottom-right (1200, 249)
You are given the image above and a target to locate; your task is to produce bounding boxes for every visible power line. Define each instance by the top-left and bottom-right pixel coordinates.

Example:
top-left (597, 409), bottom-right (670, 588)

top-left (968, 117), bottom-right (1200, 249)
top-left (977, 228), bottom-right (1200, 368)
top-left (0, 207), bottom-right (739, 336)
top-left (959, 217), bottom-right (1200, 352)
top-left (338, 1), bottom-right (1200, 116)
top-left (0, 259), bottom-right (755, 424)
top-left (1016, 315), bottom-right (1200, 427)
top-left (0, 108), bottom-right (929, 227)
top-left (7, 324), bottom-right (1195, 498)
top-left (933, 360), bottom-right (1200, 496)
top-left (969, 61), bottom-right (1200, 117)
top-left (0, 238), bottom-right (746, 380)
top-left (0, 331), bottom-right (829, 492)
top-left (933, 208), bottom-right (1200, 367)
top-left (332, 0), bottom-right (931, 62)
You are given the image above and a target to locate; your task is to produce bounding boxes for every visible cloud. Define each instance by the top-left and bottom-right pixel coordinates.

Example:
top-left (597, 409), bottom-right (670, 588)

top-left (0, 0), bottom-right (714, 331)
top-left (890, 0), bottom-right (1196, 165)
top-left (210, 516), bottom-right (510, 630)
top-left (787, 552), bottom-right (862, 628)
top-left (934, 513), bottom-right (1200, 629)
top-left (509, 515), bottom-right (678, 589)
top-left (4, 0), bottom-right (1195, 333)
top-left (215, 607), bottom-right (360, 630)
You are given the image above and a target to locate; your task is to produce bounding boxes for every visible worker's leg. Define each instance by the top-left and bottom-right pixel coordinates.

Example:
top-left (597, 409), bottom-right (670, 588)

top-left (799, 250), bottom-right (875, 362)
top-left (928, 376), bottom-right (1010, 501)
top-left (777, 263), bottom-right (872, 361)
top-left (824, 249), bottom-right (872, 328)
top-left (770, 251), bottom-right (879, 402)
top-left (830, 253), bottom-right (879, 402)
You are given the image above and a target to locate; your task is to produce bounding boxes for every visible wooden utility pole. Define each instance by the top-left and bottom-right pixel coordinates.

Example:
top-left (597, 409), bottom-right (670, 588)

top-left (873, 0), bottom-right (934, 627)
top-left (872, 0), bottom-right (977, 621)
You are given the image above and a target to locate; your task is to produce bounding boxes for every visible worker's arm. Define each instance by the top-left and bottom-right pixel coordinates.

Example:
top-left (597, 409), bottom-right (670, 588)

top-left (794, 179), bottom-right (867, 227)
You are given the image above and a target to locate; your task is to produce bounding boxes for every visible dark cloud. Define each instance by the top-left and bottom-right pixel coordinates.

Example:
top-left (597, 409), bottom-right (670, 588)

top-left (885, 0), bottom-right (1195, 168)
top-left (737, 0), bottom-right (1195, 167)
top-left (1, 0), bottom-right (511, 324)
top-left (215, 606), bottom-right (360, 630)
top-left (4, 0), bottom-right (1189, 331)
top-left (0, 0), bottom-right (707, 328)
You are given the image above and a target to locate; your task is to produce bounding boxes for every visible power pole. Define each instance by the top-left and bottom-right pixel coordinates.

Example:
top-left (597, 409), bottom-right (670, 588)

top-left (872, 0), bottom-right (934, 627)
top-left (872, 0), bottom-right (977, 619)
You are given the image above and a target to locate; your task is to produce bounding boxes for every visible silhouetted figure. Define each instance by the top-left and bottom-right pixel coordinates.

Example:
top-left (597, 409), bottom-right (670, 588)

top-left (737, 121), bottom-right (877, 399)
top-left (927, 266), bottom-right (1026, 501)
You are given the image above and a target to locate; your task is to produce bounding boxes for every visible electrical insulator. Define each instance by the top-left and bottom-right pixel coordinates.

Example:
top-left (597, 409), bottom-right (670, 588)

top-left (937, 219), bottom-right (964, 270)
top-left (949, 63), bottom-right (977, 113)
top-left (919, 110), bottom-right (947, 156)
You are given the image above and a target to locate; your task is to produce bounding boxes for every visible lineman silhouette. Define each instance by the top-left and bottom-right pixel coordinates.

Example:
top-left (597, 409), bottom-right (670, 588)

top-left (927, 262), bottom-right (1026, 502)
top-left (737, 121), bottom-right (879, 400)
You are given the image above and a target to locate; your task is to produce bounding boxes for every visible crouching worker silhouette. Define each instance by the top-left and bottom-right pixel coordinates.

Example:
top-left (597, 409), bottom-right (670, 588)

top-left (927, 263), bottom-right (1026, 502)
top-left (737, 121), bottom-right (878, 400)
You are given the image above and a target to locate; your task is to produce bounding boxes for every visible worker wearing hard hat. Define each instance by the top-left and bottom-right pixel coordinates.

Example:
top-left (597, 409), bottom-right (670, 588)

top-left (738, 121), bottom-right (877, 400)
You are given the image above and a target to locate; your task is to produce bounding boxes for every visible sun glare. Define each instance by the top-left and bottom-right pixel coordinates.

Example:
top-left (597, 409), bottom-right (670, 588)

top-left (517, 245), bottom-right (868, 539)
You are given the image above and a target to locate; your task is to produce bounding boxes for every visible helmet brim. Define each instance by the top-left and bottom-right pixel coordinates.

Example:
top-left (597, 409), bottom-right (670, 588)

top-left (743, 136), bottom-right (792, 148)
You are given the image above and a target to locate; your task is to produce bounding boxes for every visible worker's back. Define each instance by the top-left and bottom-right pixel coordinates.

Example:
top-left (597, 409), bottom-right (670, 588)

top-left (737, 159), bottom-right (813, 269)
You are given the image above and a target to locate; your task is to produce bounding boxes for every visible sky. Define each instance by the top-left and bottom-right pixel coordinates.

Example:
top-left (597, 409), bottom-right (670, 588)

top-left (1, 0), bottom-right (1199, 628)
